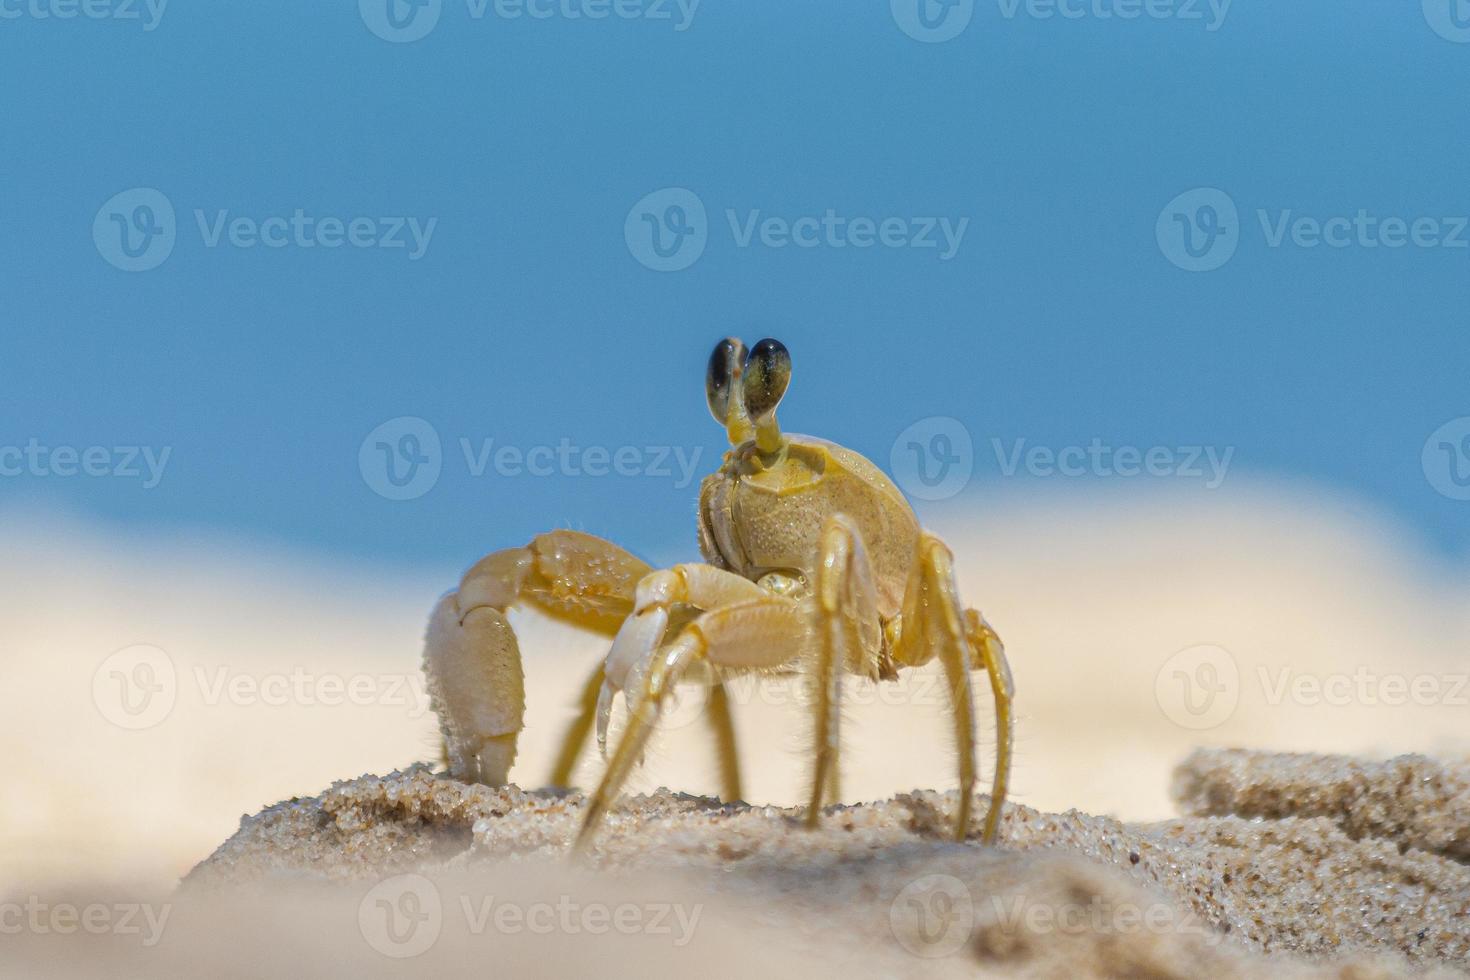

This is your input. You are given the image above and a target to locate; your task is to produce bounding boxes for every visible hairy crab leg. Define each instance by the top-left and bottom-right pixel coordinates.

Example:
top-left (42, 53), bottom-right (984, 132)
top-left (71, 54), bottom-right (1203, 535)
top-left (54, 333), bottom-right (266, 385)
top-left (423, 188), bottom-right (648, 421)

top-left (966, 609), bottom-right (1014, 844)
top-left (919, 537), bottom-right (980, 842)
top-left (808, 514), bottom-right (884, 827)
top-left (576, 594), bottom-right (802, 855)
top-left (423, 530), bottom-right (745, 797)
top-left (596, 563), bottom-right (767, 754)
top-left (892, 533), bottom-right (1013, 843)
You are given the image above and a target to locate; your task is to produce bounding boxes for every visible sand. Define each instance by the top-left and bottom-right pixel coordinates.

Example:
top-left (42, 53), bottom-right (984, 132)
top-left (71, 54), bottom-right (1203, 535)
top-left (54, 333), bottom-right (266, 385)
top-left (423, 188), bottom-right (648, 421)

top-left (142, 748), bottom-right (1470, 979)
top-left (7, 504), bottom-right (1470, 978)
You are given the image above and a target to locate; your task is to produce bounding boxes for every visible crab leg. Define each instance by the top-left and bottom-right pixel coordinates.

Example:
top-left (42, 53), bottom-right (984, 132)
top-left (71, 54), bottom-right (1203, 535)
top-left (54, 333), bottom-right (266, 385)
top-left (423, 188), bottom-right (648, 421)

top-left (966, 608), bottom-right (1014, 845)
top-left (892, 533), bottom-right (1012, 843)
top-left (423, 530), bottom-right (745, 796)
top-left (807, 514), bottom-right (884, 827)
top-left (576, 594), bottom-right (802, 854)
top-left (596, 563), bottom-right (768, 751)
top-left (547, 661), bottom-right (608, 790)
top-left (705, 680), bottom-right (743, 803)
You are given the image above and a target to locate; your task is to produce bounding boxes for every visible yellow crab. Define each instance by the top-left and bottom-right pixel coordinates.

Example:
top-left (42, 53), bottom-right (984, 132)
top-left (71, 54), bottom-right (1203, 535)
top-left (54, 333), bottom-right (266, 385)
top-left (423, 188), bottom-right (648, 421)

top-left (422, 337), bottom-right (1014, 850)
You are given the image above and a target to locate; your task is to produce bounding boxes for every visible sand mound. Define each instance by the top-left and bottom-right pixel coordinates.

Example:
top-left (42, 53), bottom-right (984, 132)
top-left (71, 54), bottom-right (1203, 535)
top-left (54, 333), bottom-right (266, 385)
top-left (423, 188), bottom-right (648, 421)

top-left (175, 749), bottom-right (1470, 978)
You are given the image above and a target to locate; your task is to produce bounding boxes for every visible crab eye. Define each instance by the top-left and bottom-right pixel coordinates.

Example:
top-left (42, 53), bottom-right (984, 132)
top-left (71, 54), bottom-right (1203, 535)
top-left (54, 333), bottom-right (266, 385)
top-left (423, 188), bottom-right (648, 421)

top-left (742, 338), bottom-right (790, 419)
top-left (705, 337), bottom-right (746, 424)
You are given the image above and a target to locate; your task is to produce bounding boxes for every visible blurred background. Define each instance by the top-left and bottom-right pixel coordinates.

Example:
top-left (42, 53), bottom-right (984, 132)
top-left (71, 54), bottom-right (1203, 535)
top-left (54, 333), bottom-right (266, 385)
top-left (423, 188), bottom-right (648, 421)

top-left (1, 0), bottom-right (1467, 892)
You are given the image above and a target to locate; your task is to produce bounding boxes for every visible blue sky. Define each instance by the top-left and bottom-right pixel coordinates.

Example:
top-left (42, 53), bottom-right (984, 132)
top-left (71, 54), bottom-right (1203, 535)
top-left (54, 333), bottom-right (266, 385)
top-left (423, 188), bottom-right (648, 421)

top-left (2, 0), bottom-right (1467, 569)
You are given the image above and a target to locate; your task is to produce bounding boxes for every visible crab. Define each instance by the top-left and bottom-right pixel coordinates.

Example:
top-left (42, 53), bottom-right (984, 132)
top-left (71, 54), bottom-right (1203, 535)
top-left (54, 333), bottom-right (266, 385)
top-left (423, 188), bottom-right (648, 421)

top-left (422, 337), bottom-right (1015, 851)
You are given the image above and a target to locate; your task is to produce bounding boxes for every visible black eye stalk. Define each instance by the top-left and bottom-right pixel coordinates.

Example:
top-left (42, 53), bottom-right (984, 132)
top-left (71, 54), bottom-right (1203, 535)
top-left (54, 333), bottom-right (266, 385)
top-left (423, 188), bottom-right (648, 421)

top-left (705, 337), bottom-right (747, 427)
top-left (705, 336), bottom-right (791, 453)
top-left (742, 339), bottom-right (790, 419)
top-left (743, 338), bottom-right (790, 455)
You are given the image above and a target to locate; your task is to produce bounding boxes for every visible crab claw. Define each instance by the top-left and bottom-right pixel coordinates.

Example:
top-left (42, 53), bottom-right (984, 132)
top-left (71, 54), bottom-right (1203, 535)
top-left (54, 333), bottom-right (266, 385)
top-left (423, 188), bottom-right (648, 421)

top-left (596, 604), bottom-right (670, 754)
